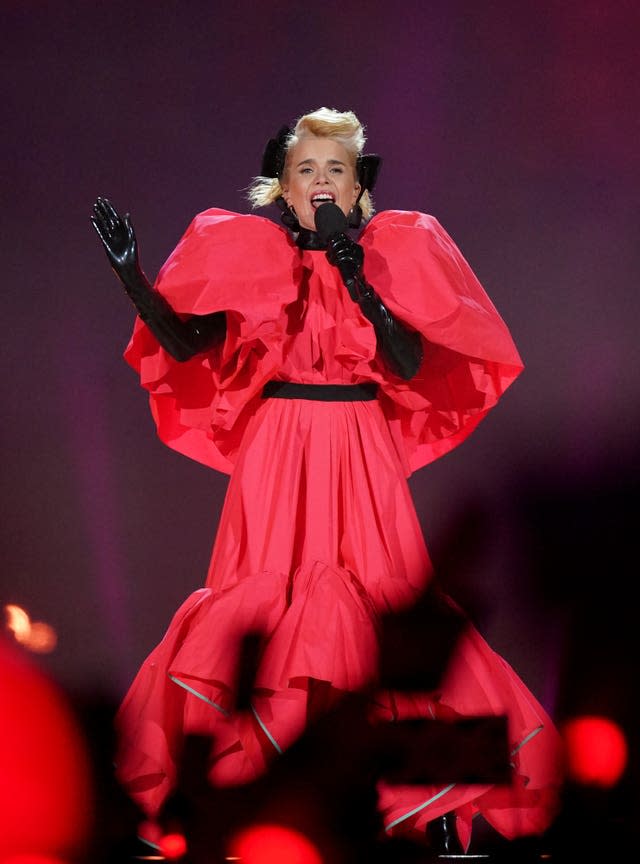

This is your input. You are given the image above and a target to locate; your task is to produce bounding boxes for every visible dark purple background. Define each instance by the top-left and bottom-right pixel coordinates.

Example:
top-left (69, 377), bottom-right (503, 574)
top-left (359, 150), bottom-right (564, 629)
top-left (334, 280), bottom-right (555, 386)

top-left (2, 0), bottom-right (638, 736)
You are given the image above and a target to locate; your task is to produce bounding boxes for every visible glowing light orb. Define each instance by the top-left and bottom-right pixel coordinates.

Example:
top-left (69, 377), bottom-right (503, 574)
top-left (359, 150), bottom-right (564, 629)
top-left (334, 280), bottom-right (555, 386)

top-left (4, 605), bottom-right (57, 654)
top-left (159, 833), bottom-right (188, 860)
top-left (228, 823), bottom-right (323, 864)
top-left (0, 636), bottom-right (93, 858)
top-left (562, 714), bottom-right (627, 787)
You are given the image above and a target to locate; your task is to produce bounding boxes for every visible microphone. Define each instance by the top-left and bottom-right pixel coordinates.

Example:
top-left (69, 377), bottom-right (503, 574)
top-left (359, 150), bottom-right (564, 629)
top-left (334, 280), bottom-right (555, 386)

top-left (314, 201), bottom-right (348, 244)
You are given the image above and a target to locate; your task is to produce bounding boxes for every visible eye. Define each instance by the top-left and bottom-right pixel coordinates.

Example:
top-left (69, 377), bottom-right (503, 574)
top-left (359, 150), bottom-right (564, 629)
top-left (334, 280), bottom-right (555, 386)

top-left (330, 166), bottom-right (344, 174)
top-left (299, 167), bottom-right (313, 174)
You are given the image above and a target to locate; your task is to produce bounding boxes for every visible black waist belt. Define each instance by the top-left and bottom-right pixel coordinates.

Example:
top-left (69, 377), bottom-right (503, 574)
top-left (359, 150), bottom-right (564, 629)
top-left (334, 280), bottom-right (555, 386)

top-left (261, 381), bottom-right (378, 401)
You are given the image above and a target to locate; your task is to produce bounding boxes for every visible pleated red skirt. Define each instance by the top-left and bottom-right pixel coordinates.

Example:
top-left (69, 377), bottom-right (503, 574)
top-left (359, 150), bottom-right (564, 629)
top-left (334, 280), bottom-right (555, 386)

top-left (116, 393), bottom-right (563, 850)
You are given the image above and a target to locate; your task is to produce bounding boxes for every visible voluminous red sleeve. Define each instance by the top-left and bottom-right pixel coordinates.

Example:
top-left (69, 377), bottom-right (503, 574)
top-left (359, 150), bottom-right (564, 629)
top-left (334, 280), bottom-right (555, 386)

top-left (123, 209), bottom-right (299, 474)
top-left (359, 210), bottom-right (524, 473)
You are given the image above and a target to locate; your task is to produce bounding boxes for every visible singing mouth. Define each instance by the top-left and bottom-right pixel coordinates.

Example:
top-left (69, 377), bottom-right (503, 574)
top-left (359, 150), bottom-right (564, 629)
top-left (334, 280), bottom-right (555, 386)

top-left (311, 193), bottom-right (336, 208)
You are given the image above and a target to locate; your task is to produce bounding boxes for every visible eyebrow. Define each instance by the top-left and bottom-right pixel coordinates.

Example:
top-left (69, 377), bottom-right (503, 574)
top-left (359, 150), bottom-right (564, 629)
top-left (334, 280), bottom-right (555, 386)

top-left (295, 158), bottom-right (347, 167)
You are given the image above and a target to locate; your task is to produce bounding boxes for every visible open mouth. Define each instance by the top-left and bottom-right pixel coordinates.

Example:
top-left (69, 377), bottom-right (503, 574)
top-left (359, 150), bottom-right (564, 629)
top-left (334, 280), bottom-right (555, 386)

top-left (311, 193), bottom-right (336, 209)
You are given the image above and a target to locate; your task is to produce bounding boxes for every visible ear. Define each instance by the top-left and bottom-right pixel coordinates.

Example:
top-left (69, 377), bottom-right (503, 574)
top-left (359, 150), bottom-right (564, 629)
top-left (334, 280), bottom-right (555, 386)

top-left (352, 182), bottom-right (361, 205)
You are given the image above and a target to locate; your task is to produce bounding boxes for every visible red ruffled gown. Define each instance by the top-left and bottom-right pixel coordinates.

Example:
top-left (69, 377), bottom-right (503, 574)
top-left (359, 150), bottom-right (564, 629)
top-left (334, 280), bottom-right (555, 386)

top-left (117, 209), bottom-right (564, 849)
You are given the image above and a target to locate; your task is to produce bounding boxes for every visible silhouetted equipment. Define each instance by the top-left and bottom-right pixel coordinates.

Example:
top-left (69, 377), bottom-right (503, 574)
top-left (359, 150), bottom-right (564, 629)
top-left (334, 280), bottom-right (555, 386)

top-left (233, 630), bottom-right (265, 712)
top-left (378, 585), bottom-right (468, 691)
top-left (376, 715), bottom-right (511, 785)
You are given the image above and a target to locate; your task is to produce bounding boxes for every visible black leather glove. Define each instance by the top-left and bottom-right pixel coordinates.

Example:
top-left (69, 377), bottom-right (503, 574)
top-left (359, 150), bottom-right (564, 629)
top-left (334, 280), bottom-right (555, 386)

top-left (91, 197), bottom-right (225, 361)
top-left (326, 233), bottom-right (423, 381)
top-left (326, 233), bottom-right (364, 301)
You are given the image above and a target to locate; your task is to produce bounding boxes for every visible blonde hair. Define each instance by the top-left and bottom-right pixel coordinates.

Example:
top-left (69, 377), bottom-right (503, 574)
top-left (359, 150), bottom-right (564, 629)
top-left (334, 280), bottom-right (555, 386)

top-left (247, 107), bottom-right (374, 221)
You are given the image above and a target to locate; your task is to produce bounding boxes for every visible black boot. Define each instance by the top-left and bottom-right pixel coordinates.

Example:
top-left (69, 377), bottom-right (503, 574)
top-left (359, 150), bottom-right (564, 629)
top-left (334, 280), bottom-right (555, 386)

top-left (428, 811), bottom-right (464, 855)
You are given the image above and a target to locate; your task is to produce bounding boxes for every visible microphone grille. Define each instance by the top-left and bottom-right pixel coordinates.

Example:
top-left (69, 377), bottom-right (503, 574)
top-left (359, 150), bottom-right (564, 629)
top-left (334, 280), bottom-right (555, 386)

top-left (314, 203), bottom-right (348, 243)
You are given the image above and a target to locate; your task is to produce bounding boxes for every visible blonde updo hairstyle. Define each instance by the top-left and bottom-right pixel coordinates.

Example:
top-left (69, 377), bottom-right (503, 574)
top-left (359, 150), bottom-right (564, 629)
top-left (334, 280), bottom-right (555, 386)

top-left (247, 107), bottom-right (375, 222)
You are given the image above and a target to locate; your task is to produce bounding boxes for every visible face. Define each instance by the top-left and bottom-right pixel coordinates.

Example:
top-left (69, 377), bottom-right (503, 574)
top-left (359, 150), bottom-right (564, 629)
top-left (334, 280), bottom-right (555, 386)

top-left (280, 136), bottom-right (361, 231)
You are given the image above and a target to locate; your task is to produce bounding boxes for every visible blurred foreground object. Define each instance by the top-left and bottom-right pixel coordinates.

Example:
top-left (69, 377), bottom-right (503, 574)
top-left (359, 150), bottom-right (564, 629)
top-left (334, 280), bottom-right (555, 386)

top-left (562, 714), bottom-right (627, 788)
top-left (0, 636), bottom-right (93, 860)
top-left (228, 823), bottom-right (323, 864)
top-left (4, 604), bottom-right (57, 654)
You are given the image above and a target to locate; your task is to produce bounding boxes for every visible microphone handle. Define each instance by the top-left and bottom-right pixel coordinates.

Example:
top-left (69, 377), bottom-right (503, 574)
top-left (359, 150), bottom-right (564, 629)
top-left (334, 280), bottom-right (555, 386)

top-left (329, 231), bottom-right (361, 298)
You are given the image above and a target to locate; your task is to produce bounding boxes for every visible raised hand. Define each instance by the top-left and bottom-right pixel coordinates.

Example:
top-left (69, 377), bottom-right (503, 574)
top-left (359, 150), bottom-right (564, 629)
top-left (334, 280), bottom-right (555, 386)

top-left (89, 195), bottom-right (226, 361)
top-left (90, 196), bottom-right (140, 281)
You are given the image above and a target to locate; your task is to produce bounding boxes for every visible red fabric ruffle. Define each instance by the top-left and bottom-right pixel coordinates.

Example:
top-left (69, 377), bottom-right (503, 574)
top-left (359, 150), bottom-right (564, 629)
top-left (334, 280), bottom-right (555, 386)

top-left (376, 619), bottom-right (564, 846)
top-left (359, 211), bottom-right (524, 471)
top-left (124, 209), bottom-right (523, 476)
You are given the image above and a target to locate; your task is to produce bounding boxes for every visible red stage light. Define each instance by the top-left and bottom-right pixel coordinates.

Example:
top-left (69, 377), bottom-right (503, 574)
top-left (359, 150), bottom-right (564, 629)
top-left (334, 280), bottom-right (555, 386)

top-left (0, 636), bottom-right (93, 859)
top-left (228, 823), bottom-right (323, 864)
top-left (159, 833), bottom-right (187, 860)
top-left (562, 714), bottom-right (627, 787)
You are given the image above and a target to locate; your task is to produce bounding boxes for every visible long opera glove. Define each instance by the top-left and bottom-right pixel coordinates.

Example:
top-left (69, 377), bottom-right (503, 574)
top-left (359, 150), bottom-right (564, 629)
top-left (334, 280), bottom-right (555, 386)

top-left (117, 266), bottom-right (226, 362)
top-left (326, 233), bottom-right (423, 380)
top-left (91, 196), bottom-right (226, 361)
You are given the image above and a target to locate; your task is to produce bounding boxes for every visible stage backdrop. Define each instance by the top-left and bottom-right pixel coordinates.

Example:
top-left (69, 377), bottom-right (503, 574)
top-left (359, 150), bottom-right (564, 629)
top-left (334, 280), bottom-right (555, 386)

top-left (1, 1), bottom-right (637, 747)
